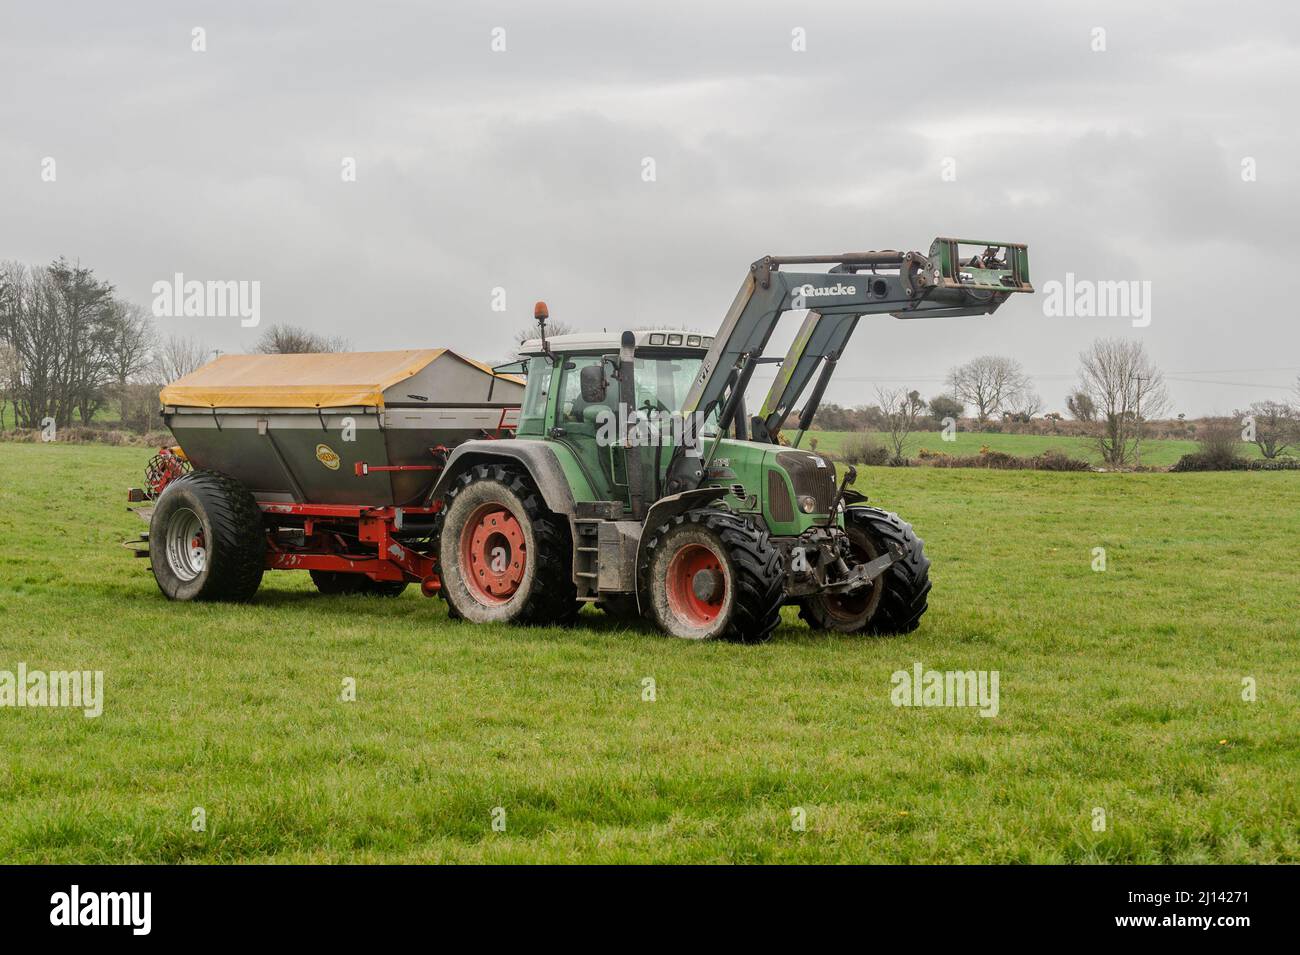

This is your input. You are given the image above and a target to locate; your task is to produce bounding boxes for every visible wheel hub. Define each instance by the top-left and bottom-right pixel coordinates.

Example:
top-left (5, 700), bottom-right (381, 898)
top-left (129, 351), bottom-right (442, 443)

top-left (665, 543), bottom-right (726, 627)
top-left (691, 568), bottom-right (723, 603)
top-left (164, 507), bottom-right (206, 582)
top-left (460, 504), bottom-right (526, 604)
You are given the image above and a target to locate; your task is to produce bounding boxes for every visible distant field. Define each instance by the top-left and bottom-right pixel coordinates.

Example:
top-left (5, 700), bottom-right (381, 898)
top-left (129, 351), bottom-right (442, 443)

top-left (0, 442), bottom-right (1296, 863)
top-left (805, 429), bottom-right (1262, 468)
top-left (2, 410), bottom-right (1263, 470)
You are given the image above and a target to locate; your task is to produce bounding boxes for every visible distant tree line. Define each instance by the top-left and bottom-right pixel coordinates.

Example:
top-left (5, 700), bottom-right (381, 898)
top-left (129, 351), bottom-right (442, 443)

top-left (1, 257), bottom-right (348, 432)
top-left (806, 338), bottom-right (1299, 467)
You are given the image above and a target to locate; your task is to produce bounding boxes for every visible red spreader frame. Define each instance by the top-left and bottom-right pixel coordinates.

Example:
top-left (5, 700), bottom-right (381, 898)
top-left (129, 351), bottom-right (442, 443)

top-left (260, 501), bottom-right (444, 596)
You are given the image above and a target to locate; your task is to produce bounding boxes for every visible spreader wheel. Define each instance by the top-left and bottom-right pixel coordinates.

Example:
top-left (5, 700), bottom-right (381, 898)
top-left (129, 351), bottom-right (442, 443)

top-left (149, 470), bottom-right (265, 602)
top-left (643, 508), bottom-right (784, 642)
top-left (437, 464), bottom-right (579, 625)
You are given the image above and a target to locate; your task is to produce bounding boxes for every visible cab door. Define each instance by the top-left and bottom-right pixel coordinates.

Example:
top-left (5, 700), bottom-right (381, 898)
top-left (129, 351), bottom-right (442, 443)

top-left (550, 355), bottom-right (628, 508)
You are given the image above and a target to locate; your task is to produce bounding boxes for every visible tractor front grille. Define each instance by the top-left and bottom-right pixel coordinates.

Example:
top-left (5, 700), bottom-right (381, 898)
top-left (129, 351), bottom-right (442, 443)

top-left (768, 470), bottom-right (794, 522)
top-left (776, 451), bottom-right (837, 514)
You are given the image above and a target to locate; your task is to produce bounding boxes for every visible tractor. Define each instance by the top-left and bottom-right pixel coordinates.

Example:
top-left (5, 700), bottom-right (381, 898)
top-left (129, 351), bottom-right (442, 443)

top-left (429, 238), bottom-right (1032, 640)
top-left (135, 238), bottom-right (1031, 641)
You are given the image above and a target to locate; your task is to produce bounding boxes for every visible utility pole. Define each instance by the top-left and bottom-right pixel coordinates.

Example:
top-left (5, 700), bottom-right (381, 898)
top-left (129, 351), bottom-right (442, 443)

top-left (1132, 374), bottom-right (1150, 468)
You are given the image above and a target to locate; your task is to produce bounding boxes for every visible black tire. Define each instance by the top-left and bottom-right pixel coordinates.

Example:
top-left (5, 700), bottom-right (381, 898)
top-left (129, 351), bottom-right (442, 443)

top-left (799, 506), bottom-right (931, 635)
top-left (310, 570), bottom-right (408, 597)
top-left (436, 464), bottom-right (580, 625)
top-left (597, 594), bottom-right (643, 621)
top-left (309, 570), bottom-right (369, 595)
top-left (366, 579), bottom-right (409, 598)
top-left (642, 508), bottom-right (784, 642)
top-left (149, 469), bottom-right (265, 602)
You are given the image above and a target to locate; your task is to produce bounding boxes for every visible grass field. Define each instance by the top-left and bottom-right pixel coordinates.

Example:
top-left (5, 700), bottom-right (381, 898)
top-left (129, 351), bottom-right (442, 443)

top-left (806, 429), bottom-right (1261, 468)
top-left (0, 442), bottom-right (1296, 863)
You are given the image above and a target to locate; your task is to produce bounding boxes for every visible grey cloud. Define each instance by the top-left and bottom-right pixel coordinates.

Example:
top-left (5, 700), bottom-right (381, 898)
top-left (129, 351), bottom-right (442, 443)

top-left (2, 0), bottom-right (1297, 414)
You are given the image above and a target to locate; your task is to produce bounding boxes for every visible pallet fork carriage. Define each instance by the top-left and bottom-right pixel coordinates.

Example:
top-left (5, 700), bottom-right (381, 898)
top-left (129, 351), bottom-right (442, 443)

top-left (132, 237), bottom-right (1032, 640)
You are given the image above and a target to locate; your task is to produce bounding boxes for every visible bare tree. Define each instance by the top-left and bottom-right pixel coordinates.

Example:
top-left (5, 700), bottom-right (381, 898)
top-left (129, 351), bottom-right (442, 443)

top-left (253, 323), bottom-right (349, 354)
top-left (1075, 338), bottom-right (1170, 466)
top-left (155, 335), bottom-right (212, 383)
top-left (1007, 391), bottom-right (1043, 422)
top-left (514, 320), bottom-right (574, 347)
top-left (1237, 400), bottom-right (1298, 459)
top-left (1, 261), bottom-right (52, 428)
top-left (0, 341), bottom-right (16, 429)
top-left (875, 386), bottom-right (925, 462)
top-left (104, 302), bottom-right (155, 420)
top-left (48, 258), bottom-right (118, 424)
top-left (0, 258), bottom-right (118, 428)
top-left (945, 355), bottom-right (1030, 422)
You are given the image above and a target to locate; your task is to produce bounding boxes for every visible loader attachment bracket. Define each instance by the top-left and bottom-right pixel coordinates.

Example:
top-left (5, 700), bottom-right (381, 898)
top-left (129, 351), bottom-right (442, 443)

top-left (912, 237), bottom-right (1032, 295)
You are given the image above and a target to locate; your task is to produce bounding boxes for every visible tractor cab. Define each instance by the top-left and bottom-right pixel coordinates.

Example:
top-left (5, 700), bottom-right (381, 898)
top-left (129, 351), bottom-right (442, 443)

top-left (511, 328), bottom-right (725, 519)
top-left (514, 329), bottom-right (716, 437)
top-left (511, 324), bottom-right (843, 545)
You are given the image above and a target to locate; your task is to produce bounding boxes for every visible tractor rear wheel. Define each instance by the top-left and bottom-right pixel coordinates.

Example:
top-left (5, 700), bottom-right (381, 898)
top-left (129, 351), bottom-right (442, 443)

top-left (437, 464), bottom-right (580, 625)
top-left (310, 571), bottom-right (408, 597)
top-left (799, 506), bottom-right (931, 635)
top-left (643, 508), bottom-right (784, 642)
top-left (149, 470), bottom-right (265, 602)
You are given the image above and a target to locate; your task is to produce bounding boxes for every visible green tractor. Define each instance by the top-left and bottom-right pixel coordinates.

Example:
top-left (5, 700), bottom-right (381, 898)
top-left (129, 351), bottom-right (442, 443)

top-left (431, 238), bottom-right (1032, 640)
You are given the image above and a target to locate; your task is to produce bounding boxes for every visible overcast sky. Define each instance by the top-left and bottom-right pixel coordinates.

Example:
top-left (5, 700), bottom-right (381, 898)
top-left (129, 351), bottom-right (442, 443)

top-left (3, 0), bottom-right (1297, 415)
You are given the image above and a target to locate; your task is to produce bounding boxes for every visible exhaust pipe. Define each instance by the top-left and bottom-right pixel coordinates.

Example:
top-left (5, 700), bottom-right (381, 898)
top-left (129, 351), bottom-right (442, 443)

top-left (619, 331), bottom-right (644, 520)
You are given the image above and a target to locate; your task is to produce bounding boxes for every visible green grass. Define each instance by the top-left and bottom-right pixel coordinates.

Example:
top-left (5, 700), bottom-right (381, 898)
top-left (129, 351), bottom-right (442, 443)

top-left (0, 442), bottom-right (1296, 863)
top-left (805, 429), bottom-right (1261, 468)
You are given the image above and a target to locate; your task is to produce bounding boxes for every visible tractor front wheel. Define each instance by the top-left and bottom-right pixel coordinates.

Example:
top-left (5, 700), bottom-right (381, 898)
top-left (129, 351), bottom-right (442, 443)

top-left (149, 470), bottom-right (266, 602)
top-left (643, 508), bottom-right (784, 642)
top-left (799, 506), bottom-right (931, 635)
top-left (437, 464), bottom-right (579, 625)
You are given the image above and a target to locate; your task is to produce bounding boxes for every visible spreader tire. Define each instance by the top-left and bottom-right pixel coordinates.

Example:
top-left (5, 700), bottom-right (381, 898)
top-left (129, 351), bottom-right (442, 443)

top-left (149, 469), bottom-right (265, 602)
top-left (437, 464), bottom-right (580, 625)
top-left (799, 506), bottom-right (931, 635)
top-left (643, 508), bottom-right (784, 642)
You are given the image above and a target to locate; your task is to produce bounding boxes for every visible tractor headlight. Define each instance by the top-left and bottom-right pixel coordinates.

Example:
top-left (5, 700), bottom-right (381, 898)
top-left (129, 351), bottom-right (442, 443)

top-left (797, 495), bottom-right (818, 514)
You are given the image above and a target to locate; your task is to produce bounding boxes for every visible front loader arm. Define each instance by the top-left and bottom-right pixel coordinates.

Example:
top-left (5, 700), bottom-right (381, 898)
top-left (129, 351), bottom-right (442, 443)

top-left (755, 308), bottom-right (858, 440)
top-left (682, 238), bottom-right (1032, 438)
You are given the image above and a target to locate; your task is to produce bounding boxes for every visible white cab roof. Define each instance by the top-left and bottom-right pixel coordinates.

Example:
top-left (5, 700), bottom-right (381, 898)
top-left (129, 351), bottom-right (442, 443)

top-left (518, 329), bottom-right (714, 356)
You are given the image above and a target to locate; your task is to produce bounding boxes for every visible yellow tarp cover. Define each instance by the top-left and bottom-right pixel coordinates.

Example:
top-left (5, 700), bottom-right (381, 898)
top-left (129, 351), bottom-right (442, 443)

top-left (160, 349), bottom-right (450, 409)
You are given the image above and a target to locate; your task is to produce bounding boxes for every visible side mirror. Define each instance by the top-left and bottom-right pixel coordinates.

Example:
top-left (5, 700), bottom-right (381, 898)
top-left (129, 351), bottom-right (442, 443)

top-left (579, 364), bottom-right (607, 403)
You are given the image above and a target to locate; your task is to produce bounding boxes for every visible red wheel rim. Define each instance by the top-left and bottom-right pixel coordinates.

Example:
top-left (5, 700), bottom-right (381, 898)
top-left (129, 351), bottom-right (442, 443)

top-left (665, 543), bottom-right (726, 628)
top-left (459, 503), bottom-right (526, 605)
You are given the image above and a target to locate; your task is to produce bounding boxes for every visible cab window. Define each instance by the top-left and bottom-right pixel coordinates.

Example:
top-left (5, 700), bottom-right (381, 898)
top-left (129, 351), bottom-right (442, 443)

top-left (558, 356), bottom-right (615, 428)
top-left (516, 357), bottom-right (551, 435)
